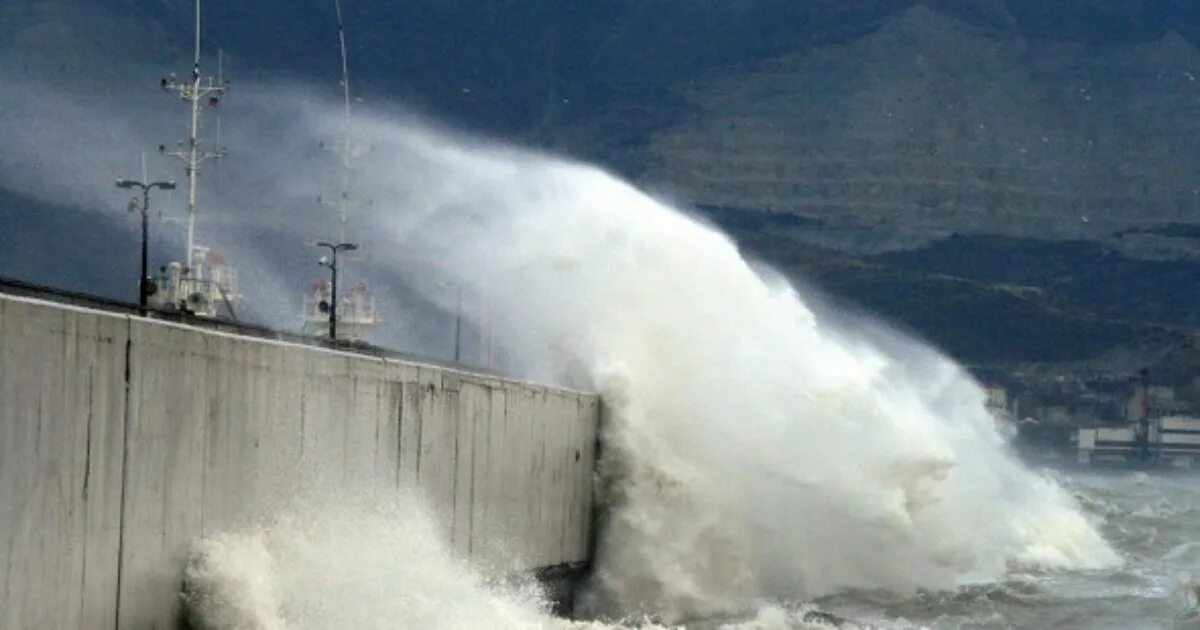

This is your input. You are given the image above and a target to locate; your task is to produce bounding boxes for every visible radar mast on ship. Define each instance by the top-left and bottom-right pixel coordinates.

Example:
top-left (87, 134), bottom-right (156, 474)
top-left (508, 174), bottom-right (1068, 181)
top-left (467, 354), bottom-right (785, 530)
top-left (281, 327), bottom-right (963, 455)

top-left (150, 0), bottom-right (241, 319)
top-left (301, 0), bottom-right (379, 341)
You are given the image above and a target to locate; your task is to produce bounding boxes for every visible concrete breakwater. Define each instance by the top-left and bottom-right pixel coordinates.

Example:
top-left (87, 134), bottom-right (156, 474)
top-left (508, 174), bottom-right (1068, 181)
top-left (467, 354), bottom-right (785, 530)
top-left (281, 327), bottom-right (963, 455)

top-left (0, 292), bottom-right (599, 628)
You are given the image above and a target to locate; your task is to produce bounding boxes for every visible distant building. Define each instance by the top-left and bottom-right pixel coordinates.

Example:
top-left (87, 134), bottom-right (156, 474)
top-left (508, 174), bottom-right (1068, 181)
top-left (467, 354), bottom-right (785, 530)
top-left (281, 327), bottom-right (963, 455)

top-left (1157, 416), bottom-right (1200, 464)
top-left (1043, 406), bottom-right (1073, 426)
top-left (1125, 383), bottom-right (1148, 424)
top-left (1126, 382), bottom-right (1191, 421)
top-left (1076, 425), bottom-right (1138, 465)
top-left (1149, 385), bottom-right (1176, 405)
top-left (982, 383), bottom-right (1008, 411)
top-left (1077, 415), bottom-right (1200, 467)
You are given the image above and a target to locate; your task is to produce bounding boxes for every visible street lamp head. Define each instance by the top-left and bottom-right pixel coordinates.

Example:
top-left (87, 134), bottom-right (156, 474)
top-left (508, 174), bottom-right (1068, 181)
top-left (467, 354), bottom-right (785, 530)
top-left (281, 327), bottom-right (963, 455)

top-left (156, 181), bottom-right (177, 191)
top-left (342, 243), bottom-right (359, 252)
top-left (115, 179), bottom-right (138, 189)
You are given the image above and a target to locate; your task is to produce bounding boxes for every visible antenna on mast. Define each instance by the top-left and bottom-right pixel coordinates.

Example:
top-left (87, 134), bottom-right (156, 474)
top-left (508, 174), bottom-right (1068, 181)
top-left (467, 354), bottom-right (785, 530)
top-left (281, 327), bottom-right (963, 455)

top-left (159, 0), bottom-right (229, 272)
top-left (302, 0), bottom-right (378, 342)
top-left (192, 0), bottom-right (201, 76)
top-left (152, 0), bottom-right (240, 319)
top-left (335, 0), bottom-right (352, 122)
top-left (216, 48), bottom-right (225, 161)
top-left (332, 0), bottom-right (356, 242)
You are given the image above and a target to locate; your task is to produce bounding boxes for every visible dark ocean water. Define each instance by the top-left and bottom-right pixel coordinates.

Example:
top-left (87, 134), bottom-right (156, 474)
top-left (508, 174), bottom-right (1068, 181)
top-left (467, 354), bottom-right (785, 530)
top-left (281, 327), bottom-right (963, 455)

top-left (795, 470), bottom-right (1200, 629)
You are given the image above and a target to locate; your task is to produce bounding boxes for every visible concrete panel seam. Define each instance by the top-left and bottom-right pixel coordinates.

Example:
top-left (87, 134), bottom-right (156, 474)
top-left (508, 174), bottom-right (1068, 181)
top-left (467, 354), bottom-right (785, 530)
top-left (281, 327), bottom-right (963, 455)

top-left (112, 315), bottom-right (133, 629)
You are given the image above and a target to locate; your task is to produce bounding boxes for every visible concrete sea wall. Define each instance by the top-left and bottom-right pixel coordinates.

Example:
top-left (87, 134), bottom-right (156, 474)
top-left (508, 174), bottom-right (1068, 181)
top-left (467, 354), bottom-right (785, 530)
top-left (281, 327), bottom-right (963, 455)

top-left (0, 293), bottom-right (599, 629)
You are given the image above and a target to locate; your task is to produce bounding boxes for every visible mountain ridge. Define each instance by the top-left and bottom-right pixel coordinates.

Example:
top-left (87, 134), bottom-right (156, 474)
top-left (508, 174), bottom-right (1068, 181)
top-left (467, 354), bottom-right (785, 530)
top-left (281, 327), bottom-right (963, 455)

top-left (2, 0), bottom-right (1198, 378)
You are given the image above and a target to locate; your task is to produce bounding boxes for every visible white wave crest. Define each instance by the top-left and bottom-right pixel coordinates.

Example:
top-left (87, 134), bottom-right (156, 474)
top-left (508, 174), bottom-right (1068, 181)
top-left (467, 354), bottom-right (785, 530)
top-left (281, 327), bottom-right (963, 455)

top-left (345, 117), bottom-right (1121, 622)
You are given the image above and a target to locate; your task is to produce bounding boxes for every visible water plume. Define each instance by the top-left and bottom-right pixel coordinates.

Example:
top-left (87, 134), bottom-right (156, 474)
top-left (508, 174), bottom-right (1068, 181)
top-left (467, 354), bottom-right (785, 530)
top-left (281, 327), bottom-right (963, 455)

top-left (182, 494), bottom-right (570, 630)
top-left (4, 66), bottom-right (1119, 622)
top-left (334, 112), bottom-right (1120, 622)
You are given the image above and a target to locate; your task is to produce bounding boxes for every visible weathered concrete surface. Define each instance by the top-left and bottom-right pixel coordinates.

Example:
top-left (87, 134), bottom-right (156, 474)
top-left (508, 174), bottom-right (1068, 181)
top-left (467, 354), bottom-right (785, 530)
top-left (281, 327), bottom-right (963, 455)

top-left (0, 293), bottom-right (599, 629)
top-left (0, 297), bottom-right (127, 630)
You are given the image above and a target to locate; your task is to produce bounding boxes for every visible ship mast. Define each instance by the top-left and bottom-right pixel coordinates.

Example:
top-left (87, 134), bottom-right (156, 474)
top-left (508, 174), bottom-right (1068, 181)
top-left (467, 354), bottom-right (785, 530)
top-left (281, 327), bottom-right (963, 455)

top-left (301, 0), bottom-right (378, 342)
top-left (160, 0), bottom-right (227, 272)
top-left (333, 0), bottom-right (354, 242)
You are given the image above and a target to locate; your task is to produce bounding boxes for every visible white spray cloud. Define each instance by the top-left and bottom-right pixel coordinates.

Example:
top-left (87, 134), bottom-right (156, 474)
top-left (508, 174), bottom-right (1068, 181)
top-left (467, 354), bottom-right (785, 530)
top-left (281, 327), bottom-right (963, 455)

top-left (183, 493), bottom-right (572, 630)
top-left (0, 73), bottom-right (424, 336)
top-left (2, 36), bottom-right (1120, 621)
top-left (182, 491), bottom-right (857, 630)
top-left (320, 111), bottom-right (1122, 622)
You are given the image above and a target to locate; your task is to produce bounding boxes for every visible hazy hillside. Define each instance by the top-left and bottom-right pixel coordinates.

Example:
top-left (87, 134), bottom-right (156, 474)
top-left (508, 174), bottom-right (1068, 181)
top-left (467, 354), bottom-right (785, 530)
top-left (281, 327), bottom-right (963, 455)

top-left (2, 0), bottom-right (1198, 375)
top-left (646, 6), bottom-right (1200, 251)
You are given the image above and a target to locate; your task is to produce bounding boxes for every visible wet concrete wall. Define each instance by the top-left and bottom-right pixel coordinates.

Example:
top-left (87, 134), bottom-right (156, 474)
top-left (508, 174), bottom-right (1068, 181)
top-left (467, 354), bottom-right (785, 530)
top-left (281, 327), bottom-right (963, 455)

top-left (0, 293), bottom-right (598, 628)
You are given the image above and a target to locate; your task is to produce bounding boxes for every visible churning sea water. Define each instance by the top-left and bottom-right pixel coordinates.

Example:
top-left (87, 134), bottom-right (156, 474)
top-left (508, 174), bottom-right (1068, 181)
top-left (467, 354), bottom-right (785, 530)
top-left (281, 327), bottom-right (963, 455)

top-left (181, 469), bottom-right (1200, 629)
top-left (180, 107), bottom-right (1174, 630)
top-left (810, 470), bottom-right (1200, 629)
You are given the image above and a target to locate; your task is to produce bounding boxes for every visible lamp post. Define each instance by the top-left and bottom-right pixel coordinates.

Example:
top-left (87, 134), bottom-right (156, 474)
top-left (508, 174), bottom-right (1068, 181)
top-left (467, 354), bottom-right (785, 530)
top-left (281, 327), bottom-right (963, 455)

top-left (1137, 367), bottom-right (1151, 462)
top-left (116, 178), bottom-right (176, 313)
top-left (453, 284), bottom-right (462, 363)
top-left (315, 241), bottom-right (358, 341)
top-left (437, 280), bottom-right (463, 362)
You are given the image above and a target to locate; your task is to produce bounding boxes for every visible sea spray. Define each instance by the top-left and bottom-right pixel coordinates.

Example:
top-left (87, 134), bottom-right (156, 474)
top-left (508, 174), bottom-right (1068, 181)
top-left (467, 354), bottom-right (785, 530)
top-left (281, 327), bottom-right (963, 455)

top-left (182, 494), bottom-right (569, 630)
top-left (181, 492), bottom-right (864, 629)
top-left (177, 99), bottom-right (1118, 626)
top-left (332, 114), bottom-right (1121, 621)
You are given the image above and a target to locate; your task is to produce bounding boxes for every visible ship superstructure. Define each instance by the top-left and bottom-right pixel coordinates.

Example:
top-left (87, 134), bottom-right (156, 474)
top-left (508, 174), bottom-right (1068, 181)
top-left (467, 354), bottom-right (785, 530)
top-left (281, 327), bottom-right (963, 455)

top-left (301, 0), bottom-right (379, 341)
top-left (148, 0), bottom-right (241, 319)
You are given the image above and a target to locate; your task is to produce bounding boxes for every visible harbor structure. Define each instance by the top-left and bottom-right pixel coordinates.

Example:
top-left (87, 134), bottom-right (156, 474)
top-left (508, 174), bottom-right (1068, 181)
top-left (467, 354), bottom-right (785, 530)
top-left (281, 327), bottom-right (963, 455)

top-left (1076, 371), bottom-right (1200, 467)
top-left (301, 0), bottom-right (379, 342)
top-left (148, 0), bottom-right (241, 318)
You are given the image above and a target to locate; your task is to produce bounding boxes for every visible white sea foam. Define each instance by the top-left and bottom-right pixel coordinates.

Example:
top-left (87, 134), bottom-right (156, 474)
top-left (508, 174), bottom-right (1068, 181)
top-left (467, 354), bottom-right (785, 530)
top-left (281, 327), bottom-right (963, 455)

top-left (182, 495), bottom-right (573, 630)
top-left (180, 494), bottom-right (826, 630)
top-left (329, 115), bottom-right (1120, 622)
top-left (184, 107), bottom-right (1118, 627)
